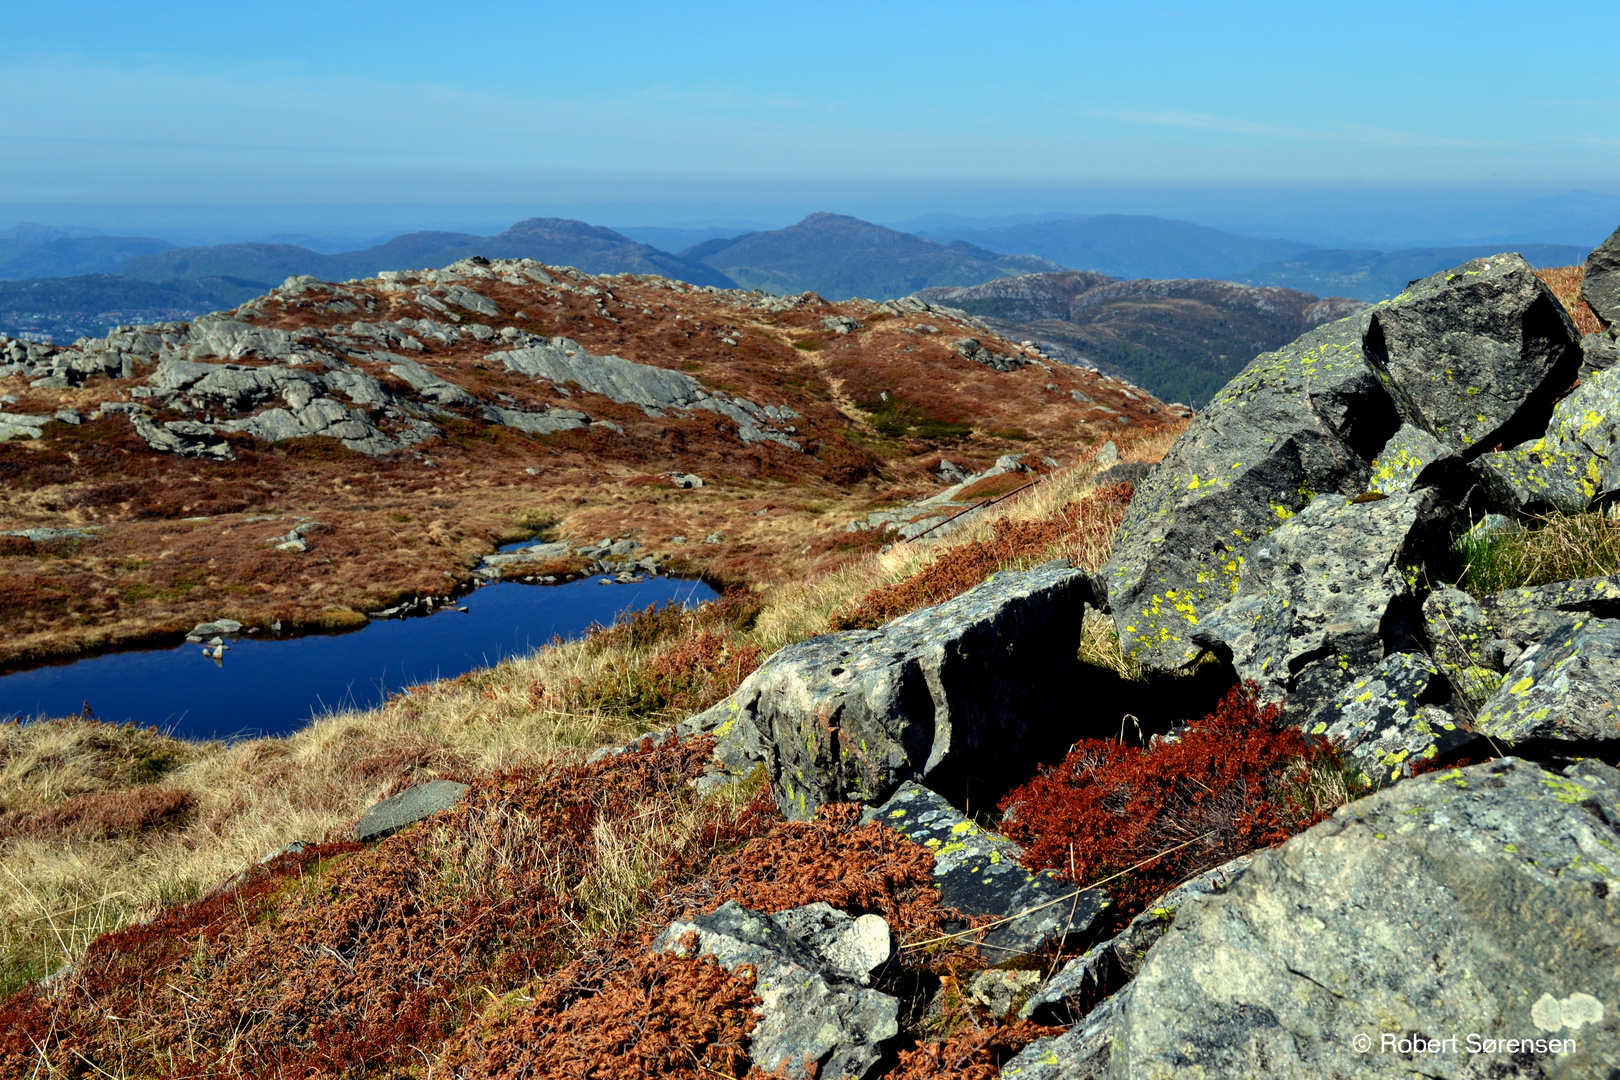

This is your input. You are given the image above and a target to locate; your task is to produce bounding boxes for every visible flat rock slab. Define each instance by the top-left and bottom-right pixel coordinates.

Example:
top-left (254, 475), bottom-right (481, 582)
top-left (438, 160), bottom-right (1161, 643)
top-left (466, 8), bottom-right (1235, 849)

top-left (352, 779), bottom-right (470, 841)
top-left (861, 782), bottom-right (1105, 959)
top-left (654, 900), bottom-right (898, 1080)
top-left (1475, 615), bottom-right (1620, 743)
top-left (1482, 573), bottom-right (1620, 653)
top-left (1091, 758), bottom-right (1620, 1078)
top-left (681, 562), bottom-right (1094, 817)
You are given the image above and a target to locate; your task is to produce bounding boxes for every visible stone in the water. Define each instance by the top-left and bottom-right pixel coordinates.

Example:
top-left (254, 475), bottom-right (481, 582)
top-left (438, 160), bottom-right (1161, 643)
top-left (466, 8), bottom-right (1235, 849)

top-left (352, 779), bottom-right (470, 841)
top-left (186, 618), bottom-right (244, 641)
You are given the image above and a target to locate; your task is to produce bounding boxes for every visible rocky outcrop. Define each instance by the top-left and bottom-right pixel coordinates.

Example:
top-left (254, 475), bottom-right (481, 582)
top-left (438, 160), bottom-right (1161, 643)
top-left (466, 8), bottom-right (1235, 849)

top-left (654, 900), bottom-right (898, 1079)
top-left (1047, 758), bottom-right (1620, 1078)
top-left (680, 562), bottom-right (1095, 817)
top-left (1584, 224), bottom-right (1620, 327)
top-left (1479, 362), bottom-right (1620, 511)
top-left (1105, 254), bottom-right (1578, 670)
top-left (1474, 616), bottom-right (1620, 743)
top-left (491, 335), bottom-right (804, 449)
top-left (862, 782), bottom-right (1105, 958)
top-left (1193, 486), bottom-right (1452, 722)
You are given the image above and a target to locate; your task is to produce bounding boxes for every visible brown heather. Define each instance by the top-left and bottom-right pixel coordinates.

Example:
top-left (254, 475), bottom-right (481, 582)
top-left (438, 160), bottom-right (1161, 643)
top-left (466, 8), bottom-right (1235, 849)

top-left (1536, 264), bottom-right (1605, 336)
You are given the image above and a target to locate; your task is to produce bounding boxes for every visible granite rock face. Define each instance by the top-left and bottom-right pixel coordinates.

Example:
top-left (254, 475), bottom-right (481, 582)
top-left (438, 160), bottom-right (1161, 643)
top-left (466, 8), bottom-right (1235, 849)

top-left (1364, 255), bottom-right (1580, 457)
top-left (1583, 224), bottom-right (1620, 327)
top-left (1089, 758), bottom-right (1620, 1079)
top-left (653, 901), bottom-right (899, 1080)
top-left (1306, 651), bottom-right (1473, 783)
top-left (861, 782), bottom-right (1105, 958)
top-left (1474, 616), bottom-right (1620, 744)
top-left (680, 563), bottom-right (1095, 817)
top-left (1479, 363), bottom-right (1620, 511)
top-left (1104, 255), bottom-right (1577, 670)
top-left (1193, 487), bottom-right (1451, 721)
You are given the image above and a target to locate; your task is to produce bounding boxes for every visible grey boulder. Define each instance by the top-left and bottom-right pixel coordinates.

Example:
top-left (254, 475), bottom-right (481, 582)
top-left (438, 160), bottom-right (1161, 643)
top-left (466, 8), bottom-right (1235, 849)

top-left (1474, 616), bottom-right (1620, 744)
top-left (1479, 362), bottom-right (1620, 510)
top-left (1194, 487), bottom-right (1451, 721)
top-left (1584, 224), bottom-right (1620, 327)
top-left (653, 900), bottom-right (898, 1080)
top-left (862, 782), bottom-right (1105, 959)
top-left (352, 779), bottom-right (470, 841)
top-left (1088, 758), bottom-right (1620, 1078)
top-left (1305, 652), bottom-right (1472, 784)
top-left (680, 562), bottom-right (1094, 817)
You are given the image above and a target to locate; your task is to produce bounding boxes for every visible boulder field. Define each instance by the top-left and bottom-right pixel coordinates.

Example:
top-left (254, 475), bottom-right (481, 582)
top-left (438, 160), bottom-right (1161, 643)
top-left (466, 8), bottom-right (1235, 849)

top-left (560, 235), bottom-right (1620, 1077)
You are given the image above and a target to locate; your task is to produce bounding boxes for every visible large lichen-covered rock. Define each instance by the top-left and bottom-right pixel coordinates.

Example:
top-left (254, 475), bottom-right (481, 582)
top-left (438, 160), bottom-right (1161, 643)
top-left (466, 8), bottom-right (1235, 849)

top-left (1091, 758), bottom-right (1620, 1078)
top-left (1364, 254), bottom-right (1580, 457)
top-left (654, 901), bottom-right (898, 1080)
top-left (1102, 314), bottom-right (1393, 667)
top-left (1584, 224), bottom-right (1620, 327)
top-left (1474, 616), bottom-right (1620, 743)
top-left (1105, 255), bottom-right (1577, 669)
top-left (1306, 652), bottom-right (1472, 784)
top-left (1423, 586), bottom-right (1510, 705)
top-left (1479, 363), bottom-right (1620, 510)
top-left (1019, 853), bottom-right (1257, 1028)
top-left (1193, 487), bottom-right (1451, 720)
top-left (1481, 573), bottom-right (1620, 654)
top-left (680, 563), bottom-right (1093, 818)
top-left (861, 782), bottom-right (1105, 958)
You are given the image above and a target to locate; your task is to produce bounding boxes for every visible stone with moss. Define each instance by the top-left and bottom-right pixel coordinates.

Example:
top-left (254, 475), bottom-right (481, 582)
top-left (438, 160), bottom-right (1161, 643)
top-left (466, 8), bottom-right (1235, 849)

top-left (1474, 615), bottom-right (1620, 743)
top-left (680, 562), bottom-right (1095, 818)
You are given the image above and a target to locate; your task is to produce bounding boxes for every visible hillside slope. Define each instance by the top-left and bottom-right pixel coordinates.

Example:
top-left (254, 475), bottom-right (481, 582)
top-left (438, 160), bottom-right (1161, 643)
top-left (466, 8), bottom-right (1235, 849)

top-left (690, 213), bottom-right (1063, 299)
top-left (0, 235), bottom-right (176, 280)
top-left (918, 273), bottom-right (1367, 406)
top-left (0, 258), bottom-right (1175, 668)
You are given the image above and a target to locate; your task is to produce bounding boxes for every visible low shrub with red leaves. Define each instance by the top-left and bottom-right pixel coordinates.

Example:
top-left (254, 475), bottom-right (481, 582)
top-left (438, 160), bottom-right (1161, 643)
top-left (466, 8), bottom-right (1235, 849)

top-left (890, 1019), bottom-right (1066, 1080)
top-left (998, 683), bottom-right (1355, 931)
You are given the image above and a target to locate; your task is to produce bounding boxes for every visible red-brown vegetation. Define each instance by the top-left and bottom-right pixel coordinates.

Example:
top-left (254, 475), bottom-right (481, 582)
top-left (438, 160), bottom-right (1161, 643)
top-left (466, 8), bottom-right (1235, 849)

top-left (830, 482), bottom-right (1134, 630)
top-left (890, 1018), bottom-right (1067, 1080)
top-left (998, 683), bottom-right (1355, 932)
top-left (1537, 265), bottom-right (1604, 336)
top-left (0, 785), bottom-right (194, 842)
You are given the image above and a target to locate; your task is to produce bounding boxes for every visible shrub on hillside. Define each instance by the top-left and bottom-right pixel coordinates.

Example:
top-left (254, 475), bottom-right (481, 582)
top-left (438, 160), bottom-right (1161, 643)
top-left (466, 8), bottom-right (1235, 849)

top-left (831, 483), bottom-right (1132, 631)
top-left (0, 786), bottom-right (195, 843)
top-left (998, 683), bottom-right (1359, 932)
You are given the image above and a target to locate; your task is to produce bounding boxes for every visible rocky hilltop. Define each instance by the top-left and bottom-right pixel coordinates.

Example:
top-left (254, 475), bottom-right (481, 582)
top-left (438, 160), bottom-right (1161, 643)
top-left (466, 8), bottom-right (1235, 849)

top-left (5, 236), bottom-right (1620, 1078)
top-left (0, 258), bottom-right (1177, 668)
top-left (917, 271), bottom-right (1368, 407)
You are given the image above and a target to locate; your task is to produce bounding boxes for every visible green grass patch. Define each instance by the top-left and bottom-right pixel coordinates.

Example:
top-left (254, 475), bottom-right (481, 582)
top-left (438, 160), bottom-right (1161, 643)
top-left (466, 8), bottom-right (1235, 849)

top-left (1456, 509), bottom-right (1620, 595)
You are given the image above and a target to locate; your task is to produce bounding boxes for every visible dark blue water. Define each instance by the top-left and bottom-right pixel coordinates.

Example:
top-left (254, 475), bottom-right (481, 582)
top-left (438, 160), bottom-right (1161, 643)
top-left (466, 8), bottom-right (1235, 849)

top-left (0, 577), bottom-right (717, 741)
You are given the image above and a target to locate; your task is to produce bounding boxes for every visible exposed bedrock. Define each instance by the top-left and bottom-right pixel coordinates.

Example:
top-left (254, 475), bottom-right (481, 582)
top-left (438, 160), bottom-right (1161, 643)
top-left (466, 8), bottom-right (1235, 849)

top-left (1103, 254), bottom-right (1579, 670)
top-left (680, 562), bottom-right (1097, 819)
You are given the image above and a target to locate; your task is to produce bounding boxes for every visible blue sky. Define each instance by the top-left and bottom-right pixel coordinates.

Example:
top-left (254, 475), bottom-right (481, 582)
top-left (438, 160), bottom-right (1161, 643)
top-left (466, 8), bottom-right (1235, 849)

top-left (3, 1), bottom-right (1619, 244)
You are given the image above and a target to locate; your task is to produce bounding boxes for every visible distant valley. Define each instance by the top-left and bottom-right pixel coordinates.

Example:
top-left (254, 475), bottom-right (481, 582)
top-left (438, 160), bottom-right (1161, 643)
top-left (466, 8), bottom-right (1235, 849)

top-left (916, 273), bottom-right (1368, 407)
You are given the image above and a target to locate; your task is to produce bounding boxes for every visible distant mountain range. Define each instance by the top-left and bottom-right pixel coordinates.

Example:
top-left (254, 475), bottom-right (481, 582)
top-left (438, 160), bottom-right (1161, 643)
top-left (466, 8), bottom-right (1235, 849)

top-left (120, 218), bottom-right (738, 290)
top-left (1237, 244), bottom-right (1590, 301)
top-left (916, 272), bottom-right (1368, 407)
top-left (676, 212), bottom-right (1064, 299)
top-left (916, 214), bottom-right (1316, 281)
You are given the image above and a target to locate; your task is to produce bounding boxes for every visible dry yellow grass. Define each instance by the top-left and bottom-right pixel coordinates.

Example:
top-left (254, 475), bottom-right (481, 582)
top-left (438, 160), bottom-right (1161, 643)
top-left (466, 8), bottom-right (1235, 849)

top-left (0, 420), bottom-right (1186, 995)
